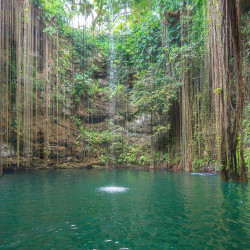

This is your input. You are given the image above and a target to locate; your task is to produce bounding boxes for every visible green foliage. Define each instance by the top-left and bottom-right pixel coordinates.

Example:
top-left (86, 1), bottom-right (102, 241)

top-left (132, 65), bottom-right (181, 115)
top-left (85, 130), bottom-right (114, 145)
top-left (213, 88), bottom-right (222, 94)
top-left (86, 79), bottom-right (105, 96)
top-left (193, 159), bottom-right (204, 172)
top-left (244, 147), bottom-right (250, 171)
top-left (43, 26), bottom-right (56, 37)
top-left (120, 145), bottom-right (151, 166)
top-left (72, 74), bottom-right (84, 103)
top-left (39, 0), bottom-right (67, 25)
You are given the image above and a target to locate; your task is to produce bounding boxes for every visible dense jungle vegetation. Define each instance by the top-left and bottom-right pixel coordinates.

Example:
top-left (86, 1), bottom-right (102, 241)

top-left (0, 0), bottom-right (249, 181)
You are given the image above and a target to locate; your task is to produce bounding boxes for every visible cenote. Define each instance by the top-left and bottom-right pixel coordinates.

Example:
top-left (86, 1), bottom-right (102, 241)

top-left (0, 170), bottom-right (249, 249)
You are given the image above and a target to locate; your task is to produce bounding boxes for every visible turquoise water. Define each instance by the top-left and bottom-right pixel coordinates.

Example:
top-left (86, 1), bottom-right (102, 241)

top-left (0, 170), bottom-right (249, 249)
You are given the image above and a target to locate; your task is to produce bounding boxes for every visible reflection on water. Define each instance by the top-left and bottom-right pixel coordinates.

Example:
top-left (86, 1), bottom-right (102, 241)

top-left (0, 169), bottom-right (249, 249)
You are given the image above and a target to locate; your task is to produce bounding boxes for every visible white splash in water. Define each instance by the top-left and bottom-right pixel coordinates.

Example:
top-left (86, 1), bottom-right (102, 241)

top-left (105, 239), bottom-right (112, 242)
top-left (98, 186), bottom-right (129, 193)
top-left (191, 173), bottom-right (216, 176)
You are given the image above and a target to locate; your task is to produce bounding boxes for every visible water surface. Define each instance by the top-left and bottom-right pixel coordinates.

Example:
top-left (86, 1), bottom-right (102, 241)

top-left (0, 170), bottom-right (249, 249)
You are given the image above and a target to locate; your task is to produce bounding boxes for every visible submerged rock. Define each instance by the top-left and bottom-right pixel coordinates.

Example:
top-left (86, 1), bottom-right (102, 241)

top-left (86, 165), bottom-right (93, 169)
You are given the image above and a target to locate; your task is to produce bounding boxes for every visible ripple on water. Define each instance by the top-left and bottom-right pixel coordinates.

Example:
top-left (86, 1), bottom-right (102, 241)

top-left (98, 186), bottom-right (129, 193)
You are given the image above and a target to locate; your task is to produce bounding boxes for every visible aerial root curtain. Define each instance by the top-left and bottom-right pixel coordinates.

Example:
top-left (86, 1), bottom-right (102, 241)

top-left (208, 0), bottom-right (247, 181)
top-left (0, 0), bottom-right (56, 167)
